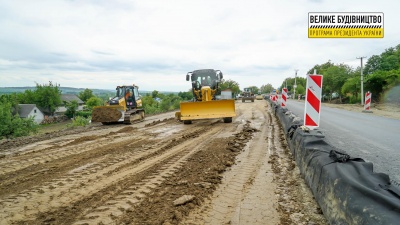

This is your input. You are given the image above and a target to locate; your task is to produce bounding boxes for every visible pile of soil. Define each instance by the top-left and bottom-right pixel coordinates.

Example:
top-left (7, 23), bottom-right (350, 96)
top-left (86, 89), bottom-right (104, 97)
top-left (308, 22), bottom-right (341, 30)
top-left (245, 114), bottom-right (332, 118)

top-left (91, 107), bottom-right (122, 122)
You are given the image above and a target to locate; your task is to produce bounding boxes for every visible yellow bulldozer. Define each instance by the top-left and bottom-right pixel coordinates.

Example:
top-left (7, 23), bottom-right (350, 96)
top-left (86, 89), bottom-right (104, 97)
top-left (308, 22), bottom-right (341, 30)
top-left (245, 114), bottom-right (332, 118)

top-left (175, 69), bottom-right (236, 124)
top-left (91, 84), bottom-right (145, 125)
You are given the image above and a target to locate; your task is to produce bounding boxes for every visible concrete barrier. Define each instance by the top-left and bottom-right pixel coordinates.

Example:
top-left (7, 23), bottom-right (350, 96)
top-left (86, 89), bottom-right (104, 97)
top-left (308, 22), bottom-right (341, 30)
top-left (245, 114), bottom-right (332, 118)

top-left (267, 100), bottom-right (400, 225)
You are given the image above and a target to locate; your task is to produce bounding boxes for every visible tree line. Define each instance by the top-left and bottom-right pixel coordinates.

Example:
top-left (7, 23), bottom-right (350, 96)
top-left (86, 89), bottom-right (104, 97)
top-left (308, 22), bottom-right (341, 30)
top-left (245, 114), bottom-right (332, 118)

top-left (280, 44), bottom-right (400, 103)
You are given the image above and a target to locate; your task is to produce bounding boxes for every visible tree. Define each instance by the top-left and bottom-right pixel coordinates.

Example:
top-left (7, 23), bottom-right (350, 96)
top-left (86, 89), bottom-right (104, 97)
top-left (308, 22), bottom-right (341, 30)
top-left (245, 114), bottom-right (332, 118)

top-left (5, 81), bottom-right (61, 115)
top-left (64, 100), bottom-right (79, 119)
top-left (152, 90), bottom-right (159, 98)
top-left (247, 86), bottom-right (259, 94)
top-left (142, 95), bottom-right (161, 114)
top-left (17, 89), bottom-right (36, 105)
top-left (307, 60), bottom-right (335, 75)
top-left (364, 55), bottom-right (382, 75)
top-left (85, 97), bottom-right (104, 110)
top-left (260, 84), bottom-right (274, 94)
top-left (78, 88), bottom-right (95, 102)
top-left (365, 70), bottom-right (400, 101)
top-left (0, 100), bottom-right (38, 139)
top-left (364, 44), bottom-right (400, 75)
top-left (159, 93), bottom-right (181, 111)
top-left (34, 81), bottom-right (62, 115)
top-left (324, 64), bottom-right (353, 102)
top-left (341, 76), bottom-right (361, 103)
top-left (280, 77), bottom-right (306, 94)
top-left (0, 93), bottom-right (19, 114)
top-left (178, 91), bottom-right (193, 101)
top-left (220, 79), bottom-right (240, 96)
top-left (295, 84), bottom-right (306, 96)
top-left (307, 62), bottom-right (353, 102)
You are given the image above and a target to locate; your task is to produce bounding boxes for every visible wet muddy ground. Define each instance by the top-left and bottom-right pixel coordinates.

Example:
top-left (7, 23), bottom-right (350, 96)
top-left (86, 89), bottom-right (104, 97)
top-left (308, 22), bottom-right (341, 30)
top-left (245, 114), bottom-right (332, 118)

top-left (0, 100), bottom-right (327, 225)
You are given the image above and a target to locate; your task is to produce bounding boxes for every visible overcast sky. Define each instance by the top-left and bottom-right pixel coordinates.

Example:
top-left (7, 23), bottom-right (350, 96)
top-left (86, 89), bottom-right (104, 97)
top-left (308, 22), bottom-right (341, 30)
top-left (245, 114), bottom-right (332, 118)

top-left (0, 0), bottom-right (399, 92)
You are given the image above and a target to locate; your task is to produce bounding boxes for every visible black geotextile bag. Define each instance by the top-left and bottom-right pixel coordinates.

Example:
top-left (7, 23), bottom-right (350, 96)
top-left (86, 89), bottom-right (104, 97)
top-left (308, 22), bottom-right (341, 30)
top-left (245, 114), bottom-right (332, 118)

top-left (292, 130), bottom-right (400, 225)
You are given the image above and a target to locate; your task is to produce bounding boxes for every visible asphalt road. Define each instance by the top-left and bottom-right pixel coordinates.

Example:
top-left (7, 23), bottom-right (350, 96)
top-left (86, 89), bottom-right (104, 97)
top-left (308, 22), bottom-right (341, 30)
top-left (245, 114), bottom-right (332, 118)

top-left (284, 99), bottom-right (400, 183)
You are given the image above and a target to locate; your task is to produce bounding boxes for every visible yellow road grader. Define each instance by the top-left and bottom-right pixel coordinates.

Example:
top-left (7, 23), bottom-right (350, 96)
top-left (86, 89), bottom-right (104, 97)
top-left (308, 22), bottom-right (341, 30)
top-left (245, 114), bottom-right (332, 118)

top-left (175, 69), bottom-right (236, 124)
top-left (91, 84), bottom-right (145, 124)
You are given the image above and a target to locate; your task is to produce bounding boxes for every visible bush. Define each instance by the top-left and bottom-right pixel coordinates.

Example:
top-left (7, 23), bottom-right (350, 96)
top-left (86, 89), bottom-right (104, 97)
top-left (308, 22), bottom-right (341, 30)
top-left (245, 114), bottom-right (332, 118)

top-left (68, 116), bottom-right (91, 127)
top-left (64, 100), bottom-right (79, 119)
top-left (349, 95), bottom-right (361, 104)
top-left (76, 110), bottom-right (92, 118)
top-left (0, 102), bottom-right (38, 139)
top-left (86, 96), bottom-right (103, 110)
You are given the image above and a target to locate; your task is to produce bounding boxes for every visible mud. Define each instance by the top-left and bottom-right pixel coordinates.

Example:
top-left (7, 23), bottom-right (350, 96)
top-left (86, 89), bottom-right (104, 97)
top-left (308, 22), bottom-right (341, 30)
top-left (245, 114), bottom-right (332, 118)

top-left (0, 100), bottom-right (327, 225)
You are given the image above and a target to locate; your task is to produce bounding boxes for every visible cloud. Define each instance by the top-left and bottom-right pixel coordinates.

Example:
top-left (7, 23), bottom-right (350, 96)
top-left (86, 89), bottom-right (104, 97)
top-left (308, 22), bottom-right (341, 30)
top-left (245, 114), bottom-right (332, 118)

top-left (0, 0), bottom-right (399, 91)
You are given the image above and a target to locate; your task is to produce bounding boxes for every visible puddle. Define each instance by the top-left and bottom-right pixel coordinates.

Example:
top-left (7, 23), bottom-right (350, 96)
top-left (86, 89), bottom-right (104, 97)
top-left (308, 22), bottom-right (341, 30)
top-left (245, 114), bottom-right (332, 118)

top-left (150, 126), bottom-right (183, 138)
top-left (68, 162), bottom-right (95, 174)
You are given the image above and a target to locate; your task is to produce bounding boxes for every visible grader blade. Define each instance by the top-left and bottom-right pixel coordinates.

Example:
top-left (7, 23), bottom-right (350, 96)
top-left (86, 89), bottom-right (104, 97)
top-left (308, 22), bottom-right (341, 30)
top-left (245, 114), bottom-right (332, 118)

top-left (178, 99), bottom-right (236, 121)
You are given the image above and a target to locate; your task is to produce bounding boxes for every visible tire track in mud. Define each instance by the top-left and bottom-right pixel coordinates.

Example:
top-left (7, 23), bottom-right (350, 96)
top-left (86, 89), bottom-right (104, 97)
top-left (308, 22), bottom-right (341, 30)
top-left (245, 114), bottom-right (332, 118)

top-left (182, 101), bottom-right (279, 225)
top-left (116, 122), bottom-right (259, 224)
top-left (0, 133), bottom-right (151, 198)
top-left (0, 119), bottom-right (179, 197)
top-left (267, 103), bottom-right (327, 225)
top-left (1, 122), bottom-right (223, 224)
top-left (0, 118), bottom-right (176, 176)
top-left (71, 125), bottom-right (224, 225)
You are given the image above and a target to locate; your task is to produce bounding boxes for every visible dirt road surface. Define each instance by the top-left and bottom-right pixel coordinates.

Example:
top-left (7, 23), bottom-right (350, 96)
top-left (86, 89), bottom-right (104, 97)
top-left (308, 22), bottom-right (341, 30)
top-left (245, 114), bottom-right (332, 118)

top-left (0, 100), bottom-right (326, 225)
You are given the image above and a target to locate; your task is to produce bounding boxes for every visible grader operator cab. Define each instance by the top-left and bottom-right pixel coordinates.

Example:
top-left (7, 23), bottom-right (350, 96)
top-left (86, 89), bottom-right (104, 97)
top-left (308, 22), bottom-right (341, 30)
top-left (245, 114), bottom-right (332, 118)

top-left (175, 69), bottom-right (236, 124)
top-left (242, 87), bottom-right (255, 102)
top-left (91, 84), bottom-right (145, 124)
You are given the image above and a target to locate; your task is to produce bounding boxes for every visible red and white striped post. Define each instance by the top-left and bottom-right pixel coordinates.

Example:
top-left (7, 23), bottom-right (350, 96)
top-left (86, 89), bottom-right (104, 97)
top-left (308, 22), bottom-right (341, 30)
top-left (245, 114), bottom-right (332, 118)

top-left (281, 88), bottom-right (288, 108)
top-left (362, 91), bottom-right (373, 113)
top-left (364, 91), bottom-right (371, 110)
top-left (304, 74), bottom-right (323, 129)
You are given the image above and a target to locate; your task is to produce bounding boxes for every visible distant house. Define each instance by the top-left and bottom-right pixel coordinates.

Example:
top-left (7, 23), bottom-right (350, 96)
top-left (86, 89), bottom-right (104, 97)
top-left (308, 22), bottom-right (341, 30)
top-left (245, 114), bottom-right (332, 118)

top-left (18, 104), bottom-right (45, 124)
top-left (56, 94), bottom-right (85, 113)
top-left (221, 89), bottom-right (233, 99)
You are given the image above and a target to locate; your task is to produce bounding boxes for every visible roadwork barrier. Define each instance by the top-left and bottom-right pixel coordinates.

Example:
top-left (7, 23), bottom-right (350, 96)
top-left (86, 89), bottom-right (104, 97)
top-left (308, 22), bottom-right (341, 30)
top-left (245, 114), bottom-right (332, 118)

top-left (268, 99), bottom-right (400, 225)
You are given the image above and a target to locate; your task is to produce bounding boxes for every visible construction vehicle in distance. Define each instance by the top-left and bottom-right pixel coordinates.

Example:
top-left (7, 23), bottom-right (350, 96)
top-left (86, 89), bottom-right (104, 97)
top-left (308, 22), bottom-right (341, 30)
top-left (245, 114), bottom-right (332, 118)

top-left (91, 84), bottom-right (145, 125)
top-left (175, 69), bottom-right (236, 124)
top-left (241, 87), bottom-right (255, 102)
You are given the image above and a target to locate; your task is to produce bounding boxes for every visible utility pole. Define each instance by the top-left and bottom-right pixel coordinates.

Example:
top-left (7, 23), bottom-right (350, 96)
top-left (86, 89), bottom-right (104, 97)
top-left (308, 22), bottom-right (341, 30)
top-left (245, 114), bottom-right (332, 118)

top-left (293, 69), bottom-right (298, 99)
top-left (357, 56), bottom-right (367, 105)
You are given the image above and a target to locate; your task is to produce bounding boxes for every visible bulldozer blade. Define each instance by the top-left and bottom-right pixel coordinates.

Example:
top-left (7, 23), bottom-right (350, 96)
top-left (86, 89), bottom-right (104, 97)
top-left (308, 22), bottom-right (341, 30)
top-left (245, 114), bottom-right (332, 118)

top-left (91, 106), bottom-right (124, 123)
top-left (179, 99), bottom-right (236, 120)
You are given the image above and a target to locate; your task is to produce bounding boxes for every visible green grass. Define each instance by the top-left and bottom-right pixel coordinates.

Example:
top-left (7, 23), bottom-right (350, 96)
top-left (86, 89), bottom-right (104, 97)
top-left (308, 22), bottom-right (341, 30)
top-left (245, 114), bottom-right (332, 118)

top-left (36, 120), bottom-right (72, 135)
